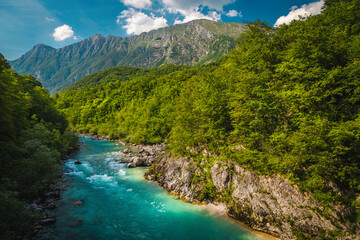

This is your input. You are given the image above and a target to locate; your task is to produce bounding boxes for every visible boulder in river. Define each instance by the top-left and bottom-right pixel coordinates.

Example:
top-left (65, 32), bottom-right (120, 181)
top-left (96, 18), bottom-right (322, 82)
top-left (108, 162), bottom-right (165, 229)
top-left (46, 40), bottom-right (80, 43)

top-left (127, 162), bottom-right (136, 168)
top-left (40, 218), bottom-right (56, 225)
top-left (133, 157), bottom-right (145, 166)
top-left (74, 161), bottom-right (82, 164)
top-left (73, 200), bottom-right (84, 206)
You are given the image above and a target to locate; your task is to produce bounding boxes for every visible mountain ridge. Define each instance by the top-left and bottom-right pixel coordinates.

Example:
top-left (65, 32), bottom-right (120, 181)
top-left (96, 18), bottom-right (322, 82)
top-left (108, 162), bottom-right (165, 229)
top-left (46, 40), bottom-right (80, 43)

top-left (10, 19), bottom-right (247, 93)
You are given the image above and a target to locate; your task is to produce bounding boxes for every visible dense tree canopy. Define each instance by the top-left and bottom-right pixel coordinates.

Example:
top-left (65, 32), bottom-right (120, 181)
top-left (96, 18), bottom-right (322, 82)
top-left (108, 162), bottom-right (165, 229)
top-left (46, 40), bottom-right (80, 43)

top-left (0, 54), bottom-right (78, 239)
top-left (55, 0), bottom-right (360, 229)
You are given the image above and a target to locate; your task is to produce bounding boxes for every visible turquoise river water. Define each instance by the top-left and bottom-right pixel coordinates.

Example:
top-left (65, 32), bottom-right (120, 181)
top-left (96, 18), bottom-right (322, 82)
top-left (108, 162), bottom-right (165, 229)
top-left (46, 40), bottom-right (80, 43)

top-left (39, 137), bottom-right (263, 240)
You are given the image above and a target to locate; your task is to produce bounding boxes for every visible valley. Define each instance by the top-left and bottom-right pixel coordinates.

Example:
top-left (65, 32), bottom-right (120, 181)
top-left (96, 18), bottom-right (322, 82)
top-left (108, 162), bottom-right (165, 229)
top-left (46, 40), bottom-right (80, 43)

top-left (1, 0), bottom-right (360, 239)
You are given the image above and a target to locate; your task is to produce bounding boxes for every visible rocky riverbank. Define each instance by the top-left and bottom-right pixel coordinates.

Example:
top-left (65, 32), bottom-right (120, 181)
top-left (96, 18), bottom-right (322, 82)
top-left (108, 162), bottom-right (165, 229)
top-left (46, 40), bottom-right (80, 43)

top-left (121, 143), bottom-right (165, 168)
top-left (27, 184), bottom-right (61, 236)
top-left (78, 133), bottom-right (165, 167)
top-left (29, 144), bottom-right (81, 237)
top-left (144, 154), bottom-right (359, 240)
top-left (76, 134), bottom-right (359, 239)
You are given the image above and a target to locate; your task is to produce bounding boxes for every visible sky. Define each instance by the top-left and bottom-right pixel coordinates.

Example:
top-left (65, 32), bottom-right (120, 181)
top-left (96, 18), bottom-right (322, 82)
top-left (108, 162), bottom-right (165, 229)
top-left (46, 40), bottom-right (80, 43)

top-left (0, 0), bottom-right (325, 60)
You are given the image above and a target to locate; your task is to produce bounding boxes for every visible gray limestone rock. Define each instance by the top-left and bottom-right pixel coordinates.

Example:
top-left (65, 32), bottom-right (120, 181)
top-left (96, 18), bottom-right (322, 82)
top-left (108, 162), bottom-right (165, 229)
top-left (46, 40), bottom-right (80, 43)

top-left (145, 155), bottom-right (358, 239)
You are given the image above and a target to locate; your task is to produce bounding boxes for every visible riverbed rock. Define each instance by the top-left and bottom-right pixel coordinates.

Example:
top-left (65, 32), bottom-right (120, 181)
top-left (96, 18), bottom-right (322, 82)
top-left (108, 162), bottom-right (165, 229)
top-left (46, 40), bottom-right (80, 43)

top-left (45, 202), bottom-right (56, 210)
top-left (144, 157), bottom-right (155, 166)
top-left (145, 154), bottom-right (358, 239)
top-left (30, 203), bottom-right (43, 212)
top-left (45, 189), bottom-right (60, 198)
top-left (121, 143), bottom-right (165, 168)
top-left (40, 218), bottom-right (55, 225)
top-left (73, 200), bottom-right (84, 206)
top-left (133, 157), bottom-right (146, 166)
top-left (127, 162), bottom-right (136, 168)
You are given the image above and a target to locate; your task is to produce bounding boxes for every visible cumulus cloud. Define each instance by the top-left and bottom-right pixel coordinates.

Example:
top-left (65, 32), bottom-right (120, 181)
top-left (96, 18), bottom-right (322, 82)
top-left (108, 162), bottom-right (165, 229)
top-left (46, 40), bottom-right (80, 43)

top-left (52, 24), bottom-right (74, 41)
top-left (274, 0), bottom-right (324, 27)
top-left (117, 0), bottom-right (237, 35)
top-left (162, 0), bottom-right (235, 23)
top-left (174, 9), bottom-right (221, 24)
top-left (117, 8), bottom-right (168, 35)
top-left (208, 11), bottom-right (221, 21)
top-left (162, 0), bottom-right (234, 13)
top-left (120, 0), bottom-right (151, 9)
top-left (226, 10), bottom-right (242, 17)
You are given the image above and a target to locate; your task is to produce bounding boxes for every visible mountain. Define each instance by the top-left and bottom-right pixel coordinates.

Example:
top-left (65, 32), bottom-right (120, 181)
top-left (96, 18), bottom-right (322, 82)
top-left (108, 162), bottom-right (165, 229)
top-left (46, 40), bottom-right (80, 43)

top-left (9, 20), bottom-right (247, 93)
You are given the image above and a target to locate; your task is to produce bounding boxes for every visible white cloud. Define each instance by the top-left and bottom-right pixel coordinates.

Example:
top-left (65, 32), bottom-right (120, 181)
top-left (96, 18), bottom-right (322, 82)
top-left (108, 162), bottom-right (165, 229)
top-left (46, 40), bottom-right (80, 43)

top-left (52, 24), bottom-right (74, 41)
top-left (174, 8), bottom-right (221, 25)
top-left (162, 0), bottom-right (234, 13)
top-left (226, 10), bottom-right (242, 17)
top-left (45, 17), bottom-right (55, 22)
top-left (274, 0), bottom-right (324, 27)
top-left (208, 11), bottom-right (221, 21)
top-left (161, 0), bottom-right (235, 24)
top-left (120, 0), bottom-right (151, 9)
top-left (117, 8), bottom-right (168, 35)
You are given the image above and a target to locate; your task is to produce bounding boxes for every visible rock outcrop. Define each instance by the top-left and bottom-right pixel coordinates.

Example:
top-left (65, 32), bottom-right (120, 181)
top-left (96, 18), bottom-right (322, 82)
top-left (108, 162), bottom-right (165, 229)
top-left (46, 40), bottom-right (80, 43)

top-left (122, 144), bottom-right (165, 168)
top-left (145, 155), bottom-right (359, 239)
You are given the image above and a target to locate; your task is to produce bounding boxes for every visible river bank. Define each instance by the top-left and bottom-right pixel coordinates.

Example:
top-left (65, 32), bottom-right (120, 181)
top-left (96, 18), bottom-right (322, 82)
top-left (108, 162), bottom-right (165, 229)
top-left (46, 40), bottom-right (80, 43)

top-left (28, 141), bottom-right (81, 238)
top-left (36, 137), bottom-right (261, 239)
top-left (145, 154), bottom-right (360, 240)
top-left (88, 134), bottom-right (280, 240)
top-left (68, 135), bottom-right (358, 239)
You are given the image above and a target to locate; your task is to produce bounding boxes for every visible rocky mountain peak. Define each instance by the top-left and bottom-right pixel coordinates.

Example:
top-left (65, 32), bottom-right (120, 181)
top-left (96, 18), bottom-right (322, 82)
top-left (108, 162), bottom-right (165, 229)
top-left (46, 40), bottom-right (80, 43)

top-left (10, 20), bottom-right (247, 92)
top-left (88, 33), bottom-right (104, 42)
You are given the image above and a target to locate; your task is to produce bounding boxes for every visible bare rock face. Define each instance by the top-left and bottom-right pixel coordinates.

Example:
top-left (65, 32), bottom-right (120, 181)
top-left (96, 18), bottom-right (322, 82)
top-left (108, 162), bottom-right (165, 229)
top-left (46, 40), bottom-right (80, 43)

top-left (227, 165), bottom-right (343, 239)
top-left (146, 156), bottom-right (200, 201)
top-left (210, 163), bottom-right (230, 192)
top-left (146, 155), bottom-right (358, 239)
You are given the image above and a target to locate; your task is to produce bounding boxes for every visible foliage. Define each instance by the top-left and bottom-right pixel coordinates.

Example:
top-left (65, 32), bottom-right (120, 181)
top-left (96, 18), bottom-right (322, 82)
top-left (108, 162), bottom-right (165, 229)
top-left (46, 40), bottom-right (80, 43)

top-left (55, 0), bottom-right (360, 225)
top-left (0, 54), bottom-right (78, 239)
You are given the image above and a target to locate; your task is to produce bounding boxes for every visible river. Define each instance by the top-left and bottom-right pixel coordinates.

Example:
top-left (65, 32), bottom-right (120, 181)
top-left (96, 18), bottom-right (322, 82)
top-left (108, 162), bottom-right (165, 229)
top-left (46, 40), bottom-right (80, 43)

top-left (38, 137), bottom-right (263, 240)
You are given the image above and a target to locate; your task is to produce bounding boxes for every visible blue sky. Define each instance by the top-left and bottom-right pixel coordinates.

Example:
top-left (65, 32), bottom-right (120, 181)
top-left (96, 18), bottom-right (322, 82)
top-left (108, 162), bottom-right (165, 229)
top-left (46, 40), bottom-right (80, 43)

top-left (0, 0), bottom-right (324, 60)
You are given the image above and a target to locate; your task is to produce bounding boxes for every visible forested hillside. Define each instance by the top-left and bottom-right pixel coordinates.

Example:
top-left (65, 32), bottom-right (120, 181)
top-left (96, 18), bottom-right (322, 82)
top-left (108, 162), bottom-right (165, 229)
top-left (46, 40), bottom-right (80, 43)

top-left (55, 0), bottom-right (360, 235)
top-left (10, 20), bottom-right (246, 93)
top-left (0, 54), bottom-right (78, 239)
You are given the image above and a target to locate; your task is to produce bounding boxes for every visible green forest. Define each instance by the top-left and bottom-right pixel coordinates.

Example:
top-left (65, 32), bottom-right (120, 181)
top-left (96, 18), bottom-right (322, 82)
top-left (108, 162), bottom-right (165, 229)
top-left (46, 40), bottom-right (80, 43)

top-left (1, 0), bottom-right (360, 238)
top-left (0, 54), bottom-right (78, 239)
top-left (55, 0), bottom-right (360, 225)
